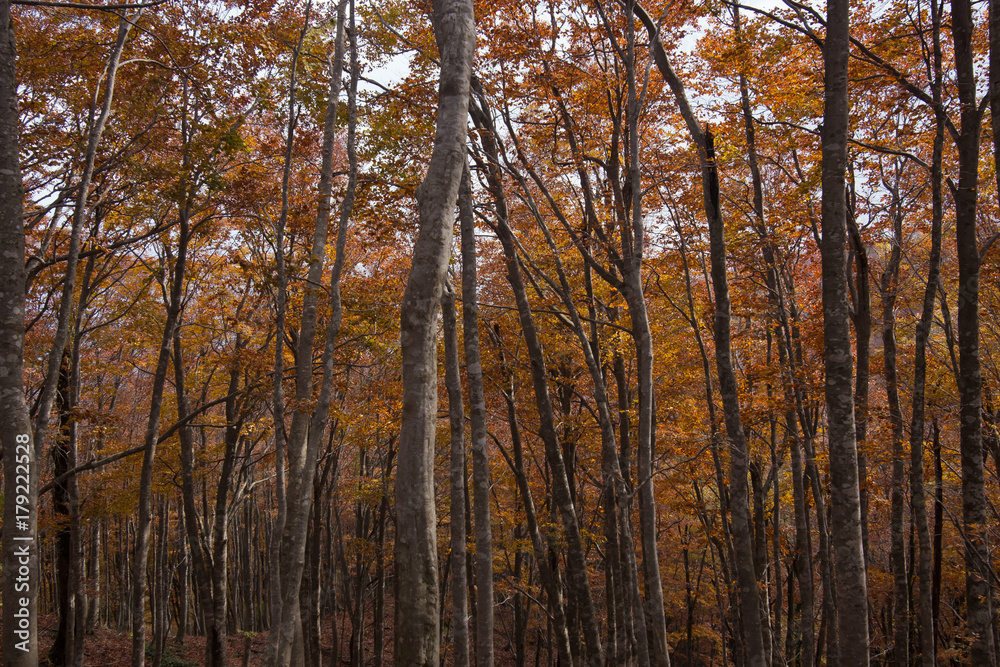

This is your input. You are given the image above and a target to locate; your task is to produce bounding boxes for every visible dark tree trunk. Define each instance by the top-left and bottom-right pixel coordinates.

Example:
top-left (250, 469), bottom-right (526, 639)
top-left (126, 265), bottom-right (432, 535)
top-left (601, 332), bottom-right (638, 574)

top-left (908, 46), bottom-right (944, 659)
top-left (821, 0), bottom-right (869, 660)
top-left (631, 6), bottom-right (763, 663)
top-left (880, 178), bottom-right (907, 667)
top-left (951, 0), bottom-right (996, 661)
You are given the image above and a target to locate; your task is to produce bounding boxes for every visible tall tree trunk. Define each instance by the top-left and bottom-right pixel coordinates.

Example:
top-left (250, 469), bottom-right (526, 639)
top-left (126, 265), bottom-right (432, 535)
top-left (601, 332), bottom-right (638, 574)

top-left (951, 0), bottom-right (996, 662)
top-left (847, 209), bottom-right (872, 564)
top-left (487, 147), bottom-right (604, 667)
top-left (621, 8), bottom-right (671, 664)
top-left (458, 162), bottom-right (495, 667)
top-left (788, 417), bottom-right (815, 667)
top-left (880, 177), bottom-right (907, 667)
top-left (630, 6), bottom-right (763, 663)
top-left (31, 19), bottom-right (131, 663)
top-left (703, 130), bottom-right (767, 667)
top-left (733, 12), bottom-right (784, 655)
top-left (267, 2), bottom-right (356, 662)
top-left (906, 93), bottom-right (942, 664)
top-left (443, 281), bottom-right (471, 667)
top-left (931, 418), bottom-right (943, 650)
top-left (266, 0), bottom-right (309, 639)
top-left (130, 202), bottom-right (191, 667)
top-left (51, 356), bottom-right (76, 666)
top-left (394, 0), bottom-right (474, 661)
top-left (0, 34), bottom-right (35, 657)
top-left (821, 0), bottom-right (869, 661)
top-left (268, 0), bottom-right (326, 632)
top-left (472, 86), bottom-right (603, 665)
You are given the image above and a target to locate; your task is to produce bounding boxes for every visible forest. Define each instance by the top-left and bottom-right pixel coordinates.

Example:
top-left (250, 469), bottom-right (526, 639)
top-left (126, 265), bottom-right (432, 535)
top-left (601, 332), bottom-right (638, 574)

top-left (0, 0), bottom-right (998, 664)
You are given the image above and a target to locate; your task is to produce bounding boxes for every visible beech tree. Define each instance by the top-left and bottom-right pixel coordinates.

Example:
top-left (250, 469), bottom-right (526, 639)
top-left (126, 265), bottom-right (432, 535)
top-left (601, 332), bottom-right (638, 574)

top-left (1, 2), bottom-right (36, 664)
top-left (394, 0), bottom-right (475, 662)
top-left (821, 0), bottom-right (869, 661)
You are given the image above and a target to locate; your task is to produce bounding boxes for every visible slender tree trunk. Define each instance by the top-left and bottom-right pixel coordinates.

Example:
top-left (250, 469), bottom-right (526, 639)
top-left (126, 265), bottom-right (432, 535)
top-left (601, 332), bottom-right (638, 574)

top-left (458, 163), bottom-right (495, 667)
top-left (703, 131), bottom-right (767, 667)
top-left (931, 418), bottom-right (943, 649)
top-left (631, 7), bottom-right (763, 663)
top-left (847, 211), bottom-right (872, 563)
top-left (443, 281), bottom-right (471, 667)
top-left (86, 522), bottom-right (100, 634)
top-left (880, 182), bottom-right (908, 667)
top-left (268, 4), bottom-right (357, 662)
top-left (491, 334), bottom-right (574, 665)
top-left (613, 10), bottom-right (670, 667)
top-left (821, 0), bottom-right (869, 660)
top-left (30, 20), bottom-right (131, 663)
top-left (909, 151), bottom-right (940, 660)
top-left (131, 204), bottom-right (190, 667)
top-left (394, 0), bottom-right (474, 661)
top-left (621, 9), bottom-right (670, 664)
top-left (489, 156), bottom-right (603, 667)
top-left (32, 13), bottom-right (133, 455)
top-left (789, 420), bottom-right (815, 667)
top-left (472, 86), bottom-right (602, 665)
top-left (51, 356), bottom-right (75, 666)
top-left (68, 241), bottom-right (100, 667)
top-left (268, 0), bottom-right (324, 633)
top-left (734, 12), bottom-right (784, 655)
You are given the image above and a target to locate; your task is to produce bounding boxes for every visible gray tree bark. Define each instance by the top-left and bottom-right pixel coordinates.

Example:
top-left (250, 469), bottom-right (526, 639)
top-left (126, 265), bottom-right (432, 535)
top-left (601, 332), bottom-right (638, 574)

top-left (267, 0), bottom-right (316, 632)
top-left (394, 0), bottom-right (474, 662)
top-left (620, 9), bottom-right (671, 665)
top-left (629, 5), bottom-right (764, 664)
top-left (0, 4), bottom-right (38, 663)
top-left (130, 197), bottom-right (191, 667)
top-left (457, 162), bottom-right (495, 667)
top-left (443, 280), bottom-right (470, 667)
top-left (267, 2), bottom-right (357, 661)
top-left (820, 0), bottom-right (869, 661)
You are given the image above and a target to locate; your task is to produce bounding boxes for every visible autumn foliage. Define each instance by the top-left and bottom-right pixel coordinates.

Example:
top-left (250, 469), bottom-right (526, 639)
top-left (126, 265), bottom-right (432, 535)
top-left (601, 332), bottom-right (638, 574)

top-left (2, 0), bottom-right (999, 665)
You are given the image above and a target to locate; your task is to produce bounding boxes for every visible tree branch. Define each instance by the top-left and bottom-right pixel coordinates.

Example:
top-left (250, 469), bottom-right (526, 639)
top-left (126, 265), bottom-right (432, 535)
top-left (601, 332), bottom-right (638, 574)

top-left (13, 0), bottom-right (168, 9)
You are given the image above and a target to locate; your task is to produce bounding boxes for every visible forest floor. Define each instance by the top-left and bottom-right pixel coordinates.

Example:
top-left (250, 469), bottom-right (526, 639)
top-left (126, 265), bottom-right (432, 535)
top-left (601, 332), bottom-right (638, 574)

top-left (15, 607), bottom-right (531, 665)
top-left (26, 614), bottom-right (275, 666)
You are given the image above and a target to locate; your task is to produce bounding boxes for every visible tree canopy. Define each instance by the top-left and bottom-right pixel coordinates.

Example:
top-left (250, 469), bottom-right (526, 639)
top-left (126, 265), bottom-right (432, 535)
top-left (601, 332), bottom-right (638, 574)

top-left (1, 0), bottom-right (999, 664)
